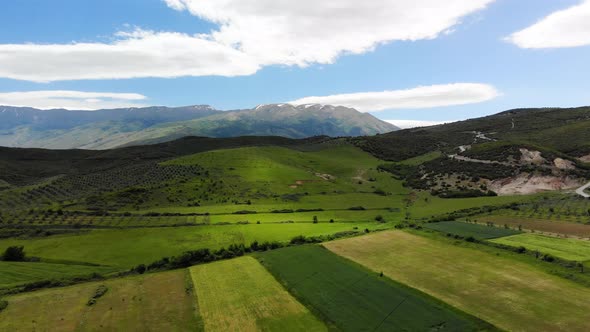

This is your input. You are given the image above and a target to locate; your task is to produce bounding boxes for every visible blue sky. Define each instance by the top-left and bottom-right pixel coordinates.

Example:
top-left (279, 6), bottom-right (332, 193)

top-left (0, 0), bottom-right (589, 127)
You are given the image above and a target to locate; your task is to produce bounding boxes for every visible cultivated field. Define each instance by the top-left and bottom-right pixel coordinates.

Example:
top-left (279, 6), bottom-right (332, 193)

top-left (0, 222), bottom-right (384, 269)
top-left (190, 256), bottom-right (326, 332)
top-left (423, 221), bottom-right (521, 239)
top-left (325, 230), bottom-right (590, 331)
top-left (257, 245), bottom-right (495, 331)
top-left (0, 270), bottom-right (199, 331)
top-left (478, 215), bottom-right (590, 238)
top-left (491, 233), bottom-right (590, 262)
top-left (0, 261), bottom-right (116, 289)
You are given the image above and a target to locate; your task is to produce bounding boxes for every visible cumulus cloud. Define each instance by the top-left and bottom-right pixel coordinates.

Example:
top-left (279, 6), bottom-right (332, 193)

top-left (385, 119), bottom-right (459, 129)
top-left (288, 83), bottom-right (500, 112)
top-left (166, 0), bottom-right (494, 66)
top-left (0, 1), bottom-right (493, 82)
top-left (507, 0), bottom-right (590, 48)
top-left (0, 29), bottom-right (259, 82)
top-left (0, 90), bottom-right (148, 110)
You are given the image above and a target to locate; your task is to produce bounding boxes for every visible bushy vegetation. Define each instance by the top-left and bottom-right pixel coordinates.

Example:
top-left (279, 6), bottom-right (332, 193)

top-left (2, 246), bottom-right (25, 261)
top-left (87, 285), bottom-right (108, 306)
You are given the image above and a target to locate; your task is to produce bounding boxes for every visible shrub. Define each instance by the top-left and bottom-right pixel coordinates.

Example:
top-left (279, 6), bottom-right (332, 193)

top-left (134, 264), bottom-right (147, 274)
top-left (290, 235), bottom-right (307, 245)
top-left (375, 215), bottom-right (384, 222)
top-left (87, 285), bottom-right (108, 306)
top-left (0, 300), bottom-right (7, 312)
top-left (3, 246), bottom-right (25, 261)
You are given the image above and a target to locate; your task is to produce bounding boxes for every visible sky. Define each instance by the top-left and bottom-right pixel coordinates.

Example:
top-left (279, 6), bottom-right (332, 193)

top-left (0, 0), bottom-right (589, 128)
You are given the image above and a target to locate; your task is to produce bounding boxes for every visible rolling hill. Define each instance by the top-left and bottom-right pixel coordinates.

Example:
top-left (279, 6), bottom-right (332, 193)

top-left (0, 104), bottom-right (397, 149)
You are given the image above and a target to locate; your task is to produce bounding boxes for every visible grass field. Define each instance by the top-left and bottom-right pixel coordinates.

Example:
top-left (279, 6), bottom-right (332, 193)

top-left (0, 261), bottom-right (117, 289)
top-left (325, 230), bottom-right (590, 331)
top-left (479, 215), bottom-right (590, 238)
top-left (0, 269), bottom-right (199, 331)
top-left (491, 233), bottom-right (590, 262)
top-left (423, 221), bottom-right (521, 239)
top-left (0, 222), bottom-right (386, 268)
top-left (190, 256), bottom-right (326, 332)
top-left (408, 193), bottom-right (532, 219)
top-left (257, 245), bottom-right (495, 332)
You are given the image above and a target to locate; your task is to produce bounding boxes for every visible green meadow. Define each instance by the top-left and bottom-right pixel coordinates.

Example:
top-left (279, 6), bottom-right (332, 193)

top-left (0, 261), bottom-right (117, 289)
top-left (492, 233), bottom-right (590, 262)
top-left (0, 222), bottom-right (386, 268)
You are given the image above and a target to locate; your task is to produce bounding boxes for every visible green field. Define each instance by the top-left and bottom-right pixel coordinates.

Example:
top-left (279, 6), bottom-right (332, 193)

top-left (423, 221), bottom-right (521, 239)
top-left (0, 261), bottom-right (117, 289)
top-left (326, 230), bottom-right (590, 332)
top-left (257, 245), bottom-right (495, 331)
top-left (491, 233), bottom-right (590, 262)
top-left (0, 269), bottom-right (199, 331)
top-left (407, 193), bottom-right (533, 219)
top-left (0, 222), bottom-right (386, 268)
top-left (190, 256), bottom-right (326, 332)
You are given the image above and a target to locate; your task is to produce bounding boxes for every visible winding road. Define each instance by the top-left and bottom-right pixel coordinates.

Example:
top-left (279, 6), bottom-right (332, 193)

top-left (576, 181), bottom-right (590, 198)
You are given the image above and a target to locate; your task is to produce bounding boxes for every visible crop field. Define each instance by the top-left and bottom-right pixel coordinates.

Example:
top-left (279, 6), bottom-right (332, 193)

top-left (0, 261), bottom-right (117, 289)
top-left (478, 216), bottom-right (590, 238)
top-left (135, 192), bottom-right (406, 216)
top-left (325, 230), bottom-right (590, 331)
top-left (491, 233), bottom-right (590, 262)
top-left (407, 192), bottom-right (532, 219)
top-left (257, 245), bottom-right (494, 331)
top-left (423, 221), bottom-right (521, 239)
top-left (190, 256), bottom-right (326, 332)
top-left (0, 269), bottom-right (199, 331)
top-left (0, 222), bottom-right (386, 268)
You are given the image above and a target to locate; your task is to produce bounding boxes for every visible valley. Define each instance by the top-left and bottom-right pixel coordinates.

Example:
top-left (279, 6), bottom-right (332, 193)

top-left (1, 106), bottom-right (590, 331)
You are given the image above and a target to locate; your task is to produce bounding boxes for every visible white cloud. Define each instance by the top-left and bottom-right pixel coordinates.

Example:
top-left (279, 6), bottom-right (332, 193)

top-left (288, 83), bottom-right (500, 112)
top-left (166, 0), bottom-right (494, 67)
top-left (0, 90), bottom-right (148, 110)
top-left (507, 0), bottom-right (590, 48)
top-left (385, 119), bottom-right (459, 129)
top-left (0, 1), bottom-right (494, 82)
top-left (0, 29), bottom-right (259, 82)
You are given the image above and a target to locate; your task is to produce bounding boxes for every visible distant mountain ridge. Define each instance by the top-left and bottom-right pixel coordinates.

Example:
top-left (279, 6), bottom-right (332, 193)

top-left (0, 104), bottom-right (398, 149)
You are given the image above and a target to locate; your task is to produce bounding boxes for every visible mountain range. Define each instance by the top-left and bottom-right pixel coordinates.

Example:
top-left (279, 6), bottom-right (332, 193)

top-left (0, 104), bottom-right (397, 149)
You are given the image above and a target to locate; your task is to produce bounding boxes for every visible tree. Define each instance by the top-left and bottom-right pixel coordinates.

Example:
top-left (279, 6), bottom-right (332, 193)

top-left (313, 216), bottom-right (318, 224)
top-left (3, 246), bottom-right (25, 261)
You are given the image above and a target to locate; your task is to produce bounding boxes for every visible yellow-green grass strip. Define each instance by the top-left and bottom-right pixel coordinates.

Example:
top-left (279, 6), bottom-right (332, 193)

top-left (491, 233), bottom-right (590, 262)
top-left (189, 256), bottom-right (327, 332)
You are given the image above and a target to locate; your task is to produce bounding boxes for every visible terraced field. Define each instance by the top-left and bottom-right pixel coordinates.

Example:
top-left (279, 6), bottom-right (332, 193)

top-left (325, 230), bottom-right (590, 331)
top-left (0, 270), bottom-right (199, 331)
top-left (423, 221), bottom-right (521, 239)
top-left (257, 245), bottom-right (495, 331)
top-left (190, 256), bottom-right (326, 332)
top-left (491, 233), bottom-right (590, 262)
